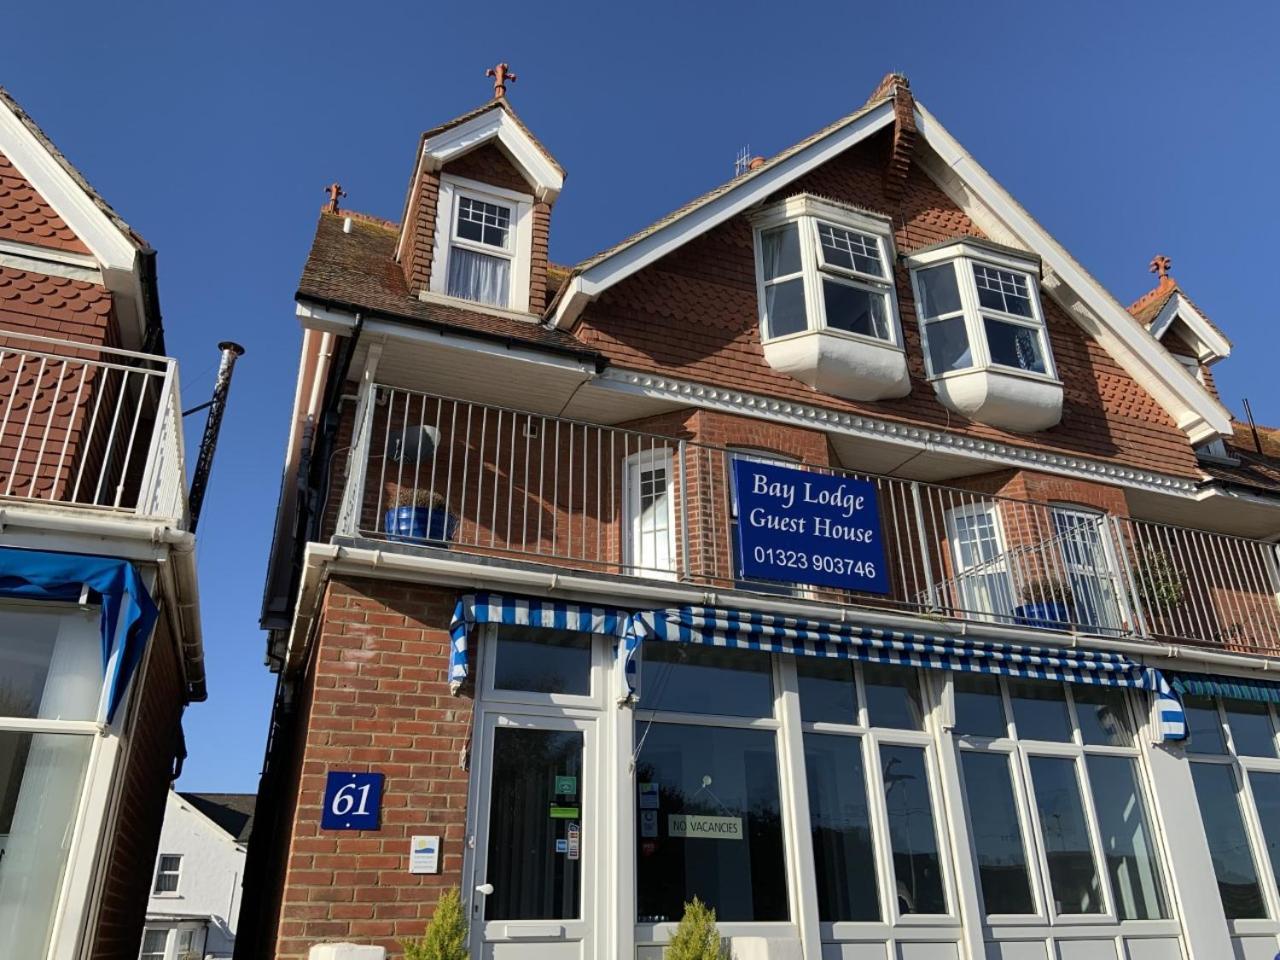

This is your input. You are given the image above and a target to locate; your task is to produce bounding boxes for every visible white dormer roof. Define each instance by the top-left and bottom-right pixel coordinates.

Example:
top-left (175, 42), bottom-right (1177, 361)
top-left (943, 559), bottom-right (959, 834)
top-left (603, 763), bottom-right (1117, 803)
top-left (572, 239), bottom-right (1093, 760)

top-left (1149, 290), bottom-right (1232, 364)
top-left (421, 102), bottom-right (564, 204)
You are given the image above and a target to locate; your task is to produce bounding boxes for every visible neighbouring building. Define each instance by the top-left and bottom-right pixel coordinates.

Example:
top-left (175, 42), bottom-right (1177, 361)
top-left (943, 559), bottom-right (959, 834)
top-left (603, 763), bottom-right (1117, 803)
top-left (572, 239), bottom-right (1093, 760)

top-left (141, 791), bottom-right (252, 960)
top-left (0, 88), bottom-right (214, 959)
top-left (242, 69), bottom-right (1280, 960)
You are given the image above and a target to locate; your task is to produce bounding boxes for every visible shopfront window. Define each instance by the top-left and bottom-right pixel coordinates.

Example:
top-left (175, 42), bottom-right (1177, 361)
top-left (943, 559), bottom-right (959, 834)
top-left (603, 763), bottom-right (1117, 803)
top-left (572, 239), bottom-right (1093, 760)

top-left (954, 675), bottom-right (1168, 921)
top-left (0, 605), bottom-right (102, 960)
top-left (492, 625), bottom-right (592, 697)
top-left (1185, 693), bottom-right (1280, 921)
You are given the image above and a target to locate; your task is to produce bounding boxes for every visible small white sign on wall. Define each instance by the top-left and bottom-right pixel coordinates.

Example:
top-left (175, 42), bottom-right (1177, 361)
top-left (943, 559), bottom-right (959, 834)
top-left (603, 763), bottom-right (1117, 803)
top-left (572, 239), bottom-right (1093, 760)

top-left (409, 835), bottom-right (440, 874)
top-left (668, 814), bottom-right (743, 840)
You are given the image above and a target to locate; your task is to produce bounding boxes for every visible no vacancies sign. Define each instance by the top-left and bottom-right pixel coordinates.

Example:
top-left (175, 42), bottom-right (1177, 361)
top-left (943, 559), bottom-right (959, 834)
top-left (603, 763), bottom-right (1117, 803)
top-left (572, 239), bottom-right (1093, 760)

top-left (733, 459), bottom-right (889, 594)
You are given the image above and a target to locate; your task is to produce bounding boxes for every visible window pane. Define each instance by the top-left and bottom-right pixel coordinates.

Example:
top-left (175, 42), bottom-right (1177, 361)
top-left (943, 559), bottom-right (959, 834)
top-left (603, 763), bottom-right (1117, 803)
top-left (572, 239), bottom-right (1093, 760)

top-left (642, 643), bottom-right (773, 718)
top-left (961, 751), bottom-right (1035, 914)
top-left (863, 663), bottom-right (925, 731)
top-left (1028, 756), bottom-right (1103, 914)
top-left (484, 727), bottom-right (583, 920)
top-left (1247, 771), bottom-right (1280, 898)
top-left (1184, 695), bottom-right (1227, 754)
top-left (804, 734), bottom-right (880, 921)
top-left (492, 626), bottom-right (592, 696)
top-left (817, 223), bottom-right (884, 278)
top-left (456, 195), bottom-right (511, 249)
top-left (1086, 755), bottom-right (1168, 920)
top-left (983, 317), bottom-right (1046, 374)
top-left (822, 280), bottom-right (890, 340)
top-left (1073, 685), bottom-right (1134, 747)
top-left (923, 316), bottom-right (972, 373)
top-left (0, 609), bottom-right (101, 721)
top-left (761, 223), bottom-right (802, 280)
top-left (916, 263), bottom-right (961, 318)
top-left (880, 744), bottom-right (947, 914)
top-left (1190, 762), bottom-right (1268, 919)
top-left (953, 673), bottom-right (1007, 738)
top-left (1007, 679), bottom-right (1072, 742)
top-left (796, 658), bottom-right (857, 724)
top-left (972, 263), bottom-right (1034, 318)
top-left (140, 930), bottom-right (168, 960)
top-left (446, 246), bottom-right (510, 306)
top-left (636, 723), bottom-right (788, 922)
top-left (1224, 700), bottom-right (1277, 758)
top-left (764, 277), bottom-right (807, 338)
top-left (0, 730), bottom-right (93, 957)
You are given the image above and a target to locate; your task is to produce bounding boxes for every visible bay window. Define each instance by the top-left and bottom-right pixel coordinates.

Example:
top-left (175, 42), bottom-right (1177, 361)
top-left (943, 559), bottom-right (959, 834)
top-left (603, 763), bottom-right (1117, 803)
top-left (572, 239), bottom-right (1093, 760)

top-left (752, 195), bottom-right (910, 401)
top-left (907, 240), bottom-right (1063, 432)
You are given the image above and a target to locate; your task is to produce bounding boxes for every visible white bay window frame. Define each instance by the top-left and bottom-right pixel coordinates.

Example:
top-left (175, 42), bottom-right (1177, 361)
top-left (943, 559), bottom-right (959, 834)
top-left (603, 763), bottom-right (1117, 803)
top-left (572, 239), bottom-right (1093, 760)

top-left (430, 174), bottom-right (534, 314)
top-left (750, 196), bottom-right (911, 402)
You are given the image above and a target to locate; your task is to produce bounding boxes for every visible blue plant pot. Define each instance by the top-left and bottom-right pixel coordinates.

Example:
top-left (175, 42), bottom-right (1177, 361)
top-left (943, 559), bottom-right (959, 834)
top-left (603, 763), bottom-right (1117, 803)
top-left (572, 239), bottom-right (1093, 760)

top-left (1013, 601), bottom-right (1071, 630)
top-left (383, 506), bottom-right (458, 544)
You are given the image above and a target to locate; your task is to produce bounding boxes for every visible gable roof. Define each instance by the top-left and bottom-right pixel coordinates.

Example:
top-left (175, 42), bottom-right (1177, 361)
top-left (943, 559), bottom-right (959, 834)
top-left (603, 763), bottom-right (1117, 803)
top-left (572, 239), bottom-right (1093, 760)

top-left (179, 792), bottom-right (255, 843)
top-left (547, 76), bottom-right (1233, 445)
top-left (1129, 277), bottom-right (1232, 362)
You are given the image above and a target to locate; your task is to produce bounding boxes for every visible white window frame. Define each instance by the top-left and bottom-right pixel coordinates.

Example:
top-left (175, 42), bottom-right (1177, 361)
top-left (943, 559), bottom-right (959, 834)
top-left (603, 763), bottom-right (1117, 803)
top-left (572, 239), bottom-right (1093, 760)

top-left (1048, 504), bottom-right (1127, 633)
top-left (138, 927), bottom-right (169, 960)
top-left (430, 174), bottom-right (534, 313)
top-left (1184, 694), bottom-right (1280, 938)
top-left (944, 503), bottom-right (1015, 623)
top-left (152, 852), bottom-right (183, 896)
top-left (478, 622), bottom-right (608, 711)
top-left (907, 242), bottom-right (1059, 383)
top-left (951, 677), bottom-right (1176, 933)
top-left (622, 448), bottom-right (678, 581)
top-left (751, 195), bottom-right (904, 349)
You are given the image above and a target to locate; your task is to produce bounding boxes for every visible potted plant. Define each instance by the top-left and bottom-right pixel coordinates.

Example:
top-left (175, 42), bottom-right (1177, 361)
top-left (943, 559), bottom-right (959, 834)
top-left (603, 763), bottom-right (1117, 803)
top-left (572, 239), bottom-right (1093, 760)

top-left (666, 897), bottom-right (726, 960)
top-left (1134, 547), bottom-right (1186, 610)
top-left (401, 886), bottom-right (468, 960)
top-left (1013, 575), bottom-right (1075, 629)
top-left (383, 483), bottom-right (458, 544)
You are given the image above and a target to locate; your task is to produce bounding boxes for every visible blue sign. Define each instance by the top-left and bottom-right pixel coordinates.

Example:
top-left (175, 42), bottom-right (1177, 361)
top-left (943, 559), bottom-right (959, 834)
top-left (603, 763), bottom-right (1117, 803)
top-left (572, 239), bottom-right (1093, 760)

top-left (733, 459), bottom-right (889, 594)
top-left (321, 771), bottom-right (384, 830)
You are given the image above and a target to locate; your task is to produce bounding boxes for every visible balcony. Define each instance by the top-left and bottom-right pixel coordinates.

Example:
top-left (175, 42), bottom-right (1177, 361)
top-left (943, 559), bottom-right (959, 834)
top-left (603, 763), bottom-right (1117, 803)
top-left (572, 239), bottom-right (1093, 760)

top-left (0, 332), bottom-right (188, 526)
top-left (336, 384), bottom-right (1280, 656)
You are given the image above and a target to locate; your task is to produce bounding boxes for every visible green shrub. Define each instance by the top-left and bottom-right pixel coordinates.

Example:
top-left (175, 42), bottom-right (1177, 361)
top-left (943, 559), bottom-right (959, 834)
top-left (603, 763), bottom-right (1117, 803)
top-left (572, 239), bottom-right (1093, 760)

top-left (665, 897), bottom-right (725, 960)
top-left (401, 886), bottom-right (468, 960)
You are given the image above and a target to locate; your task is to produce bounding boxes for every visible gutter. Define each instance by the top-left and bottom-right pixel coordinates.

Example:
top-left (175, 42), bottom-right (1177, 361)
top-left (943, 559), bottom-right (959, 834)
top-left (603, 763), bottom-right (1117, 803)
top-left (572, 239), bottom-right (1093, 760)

top-left (283, 541), bottom-right (1280, 683)
top-left (137, 247), bottom-right (167, 356)
top-left (0, 503), bottom-right (205, 702)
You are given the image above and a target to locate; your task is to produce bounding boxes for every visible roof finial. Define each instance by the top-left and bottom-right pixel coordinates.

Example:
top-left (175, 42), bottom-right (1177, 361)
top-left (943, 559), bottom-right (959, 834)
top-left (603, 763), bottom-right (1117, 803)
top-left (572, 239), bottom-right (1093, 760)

top-left (1149, 253), bottom-right (1172, 281)
top-left (323, 182), bottom-right (346, 214)
top-left (486, 62), bottom-right (517, 99)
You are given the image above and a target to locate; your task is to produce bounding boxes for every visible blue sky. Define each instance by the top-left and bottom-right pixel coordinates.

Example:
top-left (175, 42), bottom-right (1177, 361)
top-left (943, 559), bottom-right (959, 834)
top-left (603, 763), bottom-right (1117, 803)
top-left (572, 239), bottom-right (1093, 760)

top-left (6, 1), bottom-right (1278, 790)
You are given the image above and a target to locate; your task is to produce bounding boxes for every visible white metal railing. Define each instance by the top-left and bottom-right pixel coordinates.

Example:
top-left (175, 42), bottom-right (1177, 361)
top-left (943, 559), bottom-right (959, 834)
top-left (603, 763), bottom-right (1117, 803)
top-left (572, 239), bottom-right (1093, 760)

top-left (337, 384), bottom-right (1280, 655)
top-left (0, 332), bottom-right (188, 525)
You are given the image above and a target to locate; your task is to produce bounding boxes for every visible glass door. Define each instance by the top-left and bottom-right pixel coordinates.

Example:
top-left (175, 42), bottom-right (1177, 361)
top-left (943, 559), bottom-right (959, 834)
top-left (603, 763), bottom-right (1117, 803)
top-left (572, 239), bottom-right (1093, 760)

top-left (470, 712), bottom-right (597, 959)
top-left (624, 449), bottom-right (676, 578)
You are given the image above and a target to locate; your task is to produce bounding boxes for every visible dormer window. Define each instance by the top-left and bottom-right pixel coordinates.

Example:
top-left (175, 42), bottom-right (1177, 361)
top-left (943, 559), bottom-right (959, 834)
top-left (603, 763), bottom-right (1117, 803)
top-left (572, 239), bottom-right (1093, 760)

top-left (752, 196), bottom-right (909, 401)
top-left (430, 175), bottom-right (534, 313)
top-left (908, 240), bottom-right (1063, 432)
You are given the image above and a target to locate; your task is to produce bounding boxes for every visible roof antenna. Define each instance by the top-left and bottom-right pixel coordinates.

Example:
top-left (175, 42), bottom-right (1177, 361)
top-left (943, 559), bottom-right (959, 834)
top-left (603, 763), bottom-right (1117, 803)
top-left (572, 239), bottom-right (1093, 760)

top-left (734, 144), bottom-right (751, 177)
top-left (1243, 397), bottom-right (1264, 454)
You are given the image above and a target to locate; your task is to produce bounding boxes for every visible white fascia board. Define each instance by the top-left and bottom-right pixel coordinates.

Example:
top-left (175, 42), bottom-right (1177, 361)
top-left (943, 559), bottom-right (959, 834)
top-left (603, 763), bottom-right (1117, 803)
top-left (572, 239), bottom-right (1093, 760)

top-left (295, 300), bottom-right (597, 376)
top-left (1151, 292), bottom-right (1232, 363)
top-left (0, 98), bottom-right (137, 272)
top-left (171, 791), bottom-right (250, 852)
top-left (550, 101), bottom-right (898, 329)
top-left (913, 101), bottom-right (1233, 443)
top-left (0, 237), bottom-right (101, 282)
top-left (422, 109), bottom-right (563, 203)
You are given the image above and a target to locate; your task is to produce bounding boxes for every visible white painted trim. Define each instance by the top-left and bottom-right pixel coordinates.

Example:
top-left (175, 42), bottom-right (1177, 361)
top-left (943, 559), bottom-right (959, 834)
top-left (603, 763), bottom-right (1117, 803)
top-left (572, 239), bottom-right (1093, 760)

top-left (911, 101), bottom-right (1232, 444)
top-left (1149, 292), bottom-right (1232, 363)
top-left (429, 175), bottom-right (534, 313)
top-left (594, 366), bottom-right (1201, 495)
top-left (550, 101), bottom-right (898, 328)
top-left (0, 98), bottom-right (137, 272)
top-left (421, 107), bottom-right (563, 203)
top-left (0, 237), bottom-right (102, 282)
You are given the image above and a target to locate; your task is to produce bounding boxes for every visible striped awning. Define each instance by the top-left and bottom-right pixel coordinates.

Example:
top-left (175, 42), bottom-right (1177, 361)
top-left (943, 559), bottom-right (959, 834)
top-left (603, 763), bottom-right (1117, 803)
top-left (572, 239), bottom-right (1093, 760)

top-left (1169, 671), bottom-right (1280, 705)
top-left (449, 592), bottom-right (1187, 740)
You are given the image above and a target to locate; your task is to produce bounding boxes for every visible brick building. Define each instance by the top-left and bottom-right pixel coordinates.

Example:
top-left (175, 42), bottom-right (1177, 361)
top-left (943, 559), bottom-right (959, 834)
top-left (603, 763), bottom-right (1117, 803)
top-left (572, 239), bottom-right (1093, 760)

top-left (0, 88), bottom-right (214, 960)
top-left (245, 72), bottom-right (1280, 960)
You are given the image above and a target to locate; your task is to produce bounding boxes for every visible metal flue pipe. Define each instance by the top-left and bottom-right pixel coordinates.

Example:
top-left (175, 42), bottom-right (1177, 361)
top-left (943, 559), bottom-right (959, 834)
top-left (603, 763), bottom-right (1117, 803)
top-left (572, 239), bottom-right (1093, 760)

top-left (187, 341), bottom-right (245, 532)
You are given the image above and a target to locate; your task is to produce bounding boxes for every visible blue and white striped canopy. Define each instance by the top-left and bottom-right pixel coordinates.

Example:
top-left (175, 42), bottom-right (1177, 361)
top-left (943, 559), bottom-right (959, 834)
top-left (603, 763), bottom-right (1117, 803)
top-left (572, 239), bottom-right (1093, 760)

top-left (449, 591), bottom-right (1187, 740)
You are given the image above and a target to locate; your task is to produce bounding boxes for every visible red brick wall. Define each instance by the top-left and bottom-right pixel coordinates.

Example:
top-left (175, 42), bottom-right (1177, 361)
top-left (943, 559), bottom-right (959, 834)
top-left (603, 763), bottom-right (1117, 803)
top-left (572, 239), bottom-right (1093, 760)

top-left (89, 629), bottom-right (184, 960)
top-left (400, 161), bottom-right (439, 296)
top-left (574, 126), bottom-right (1201, 481)
top-left (273, 578), bottom-right (471, 960)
